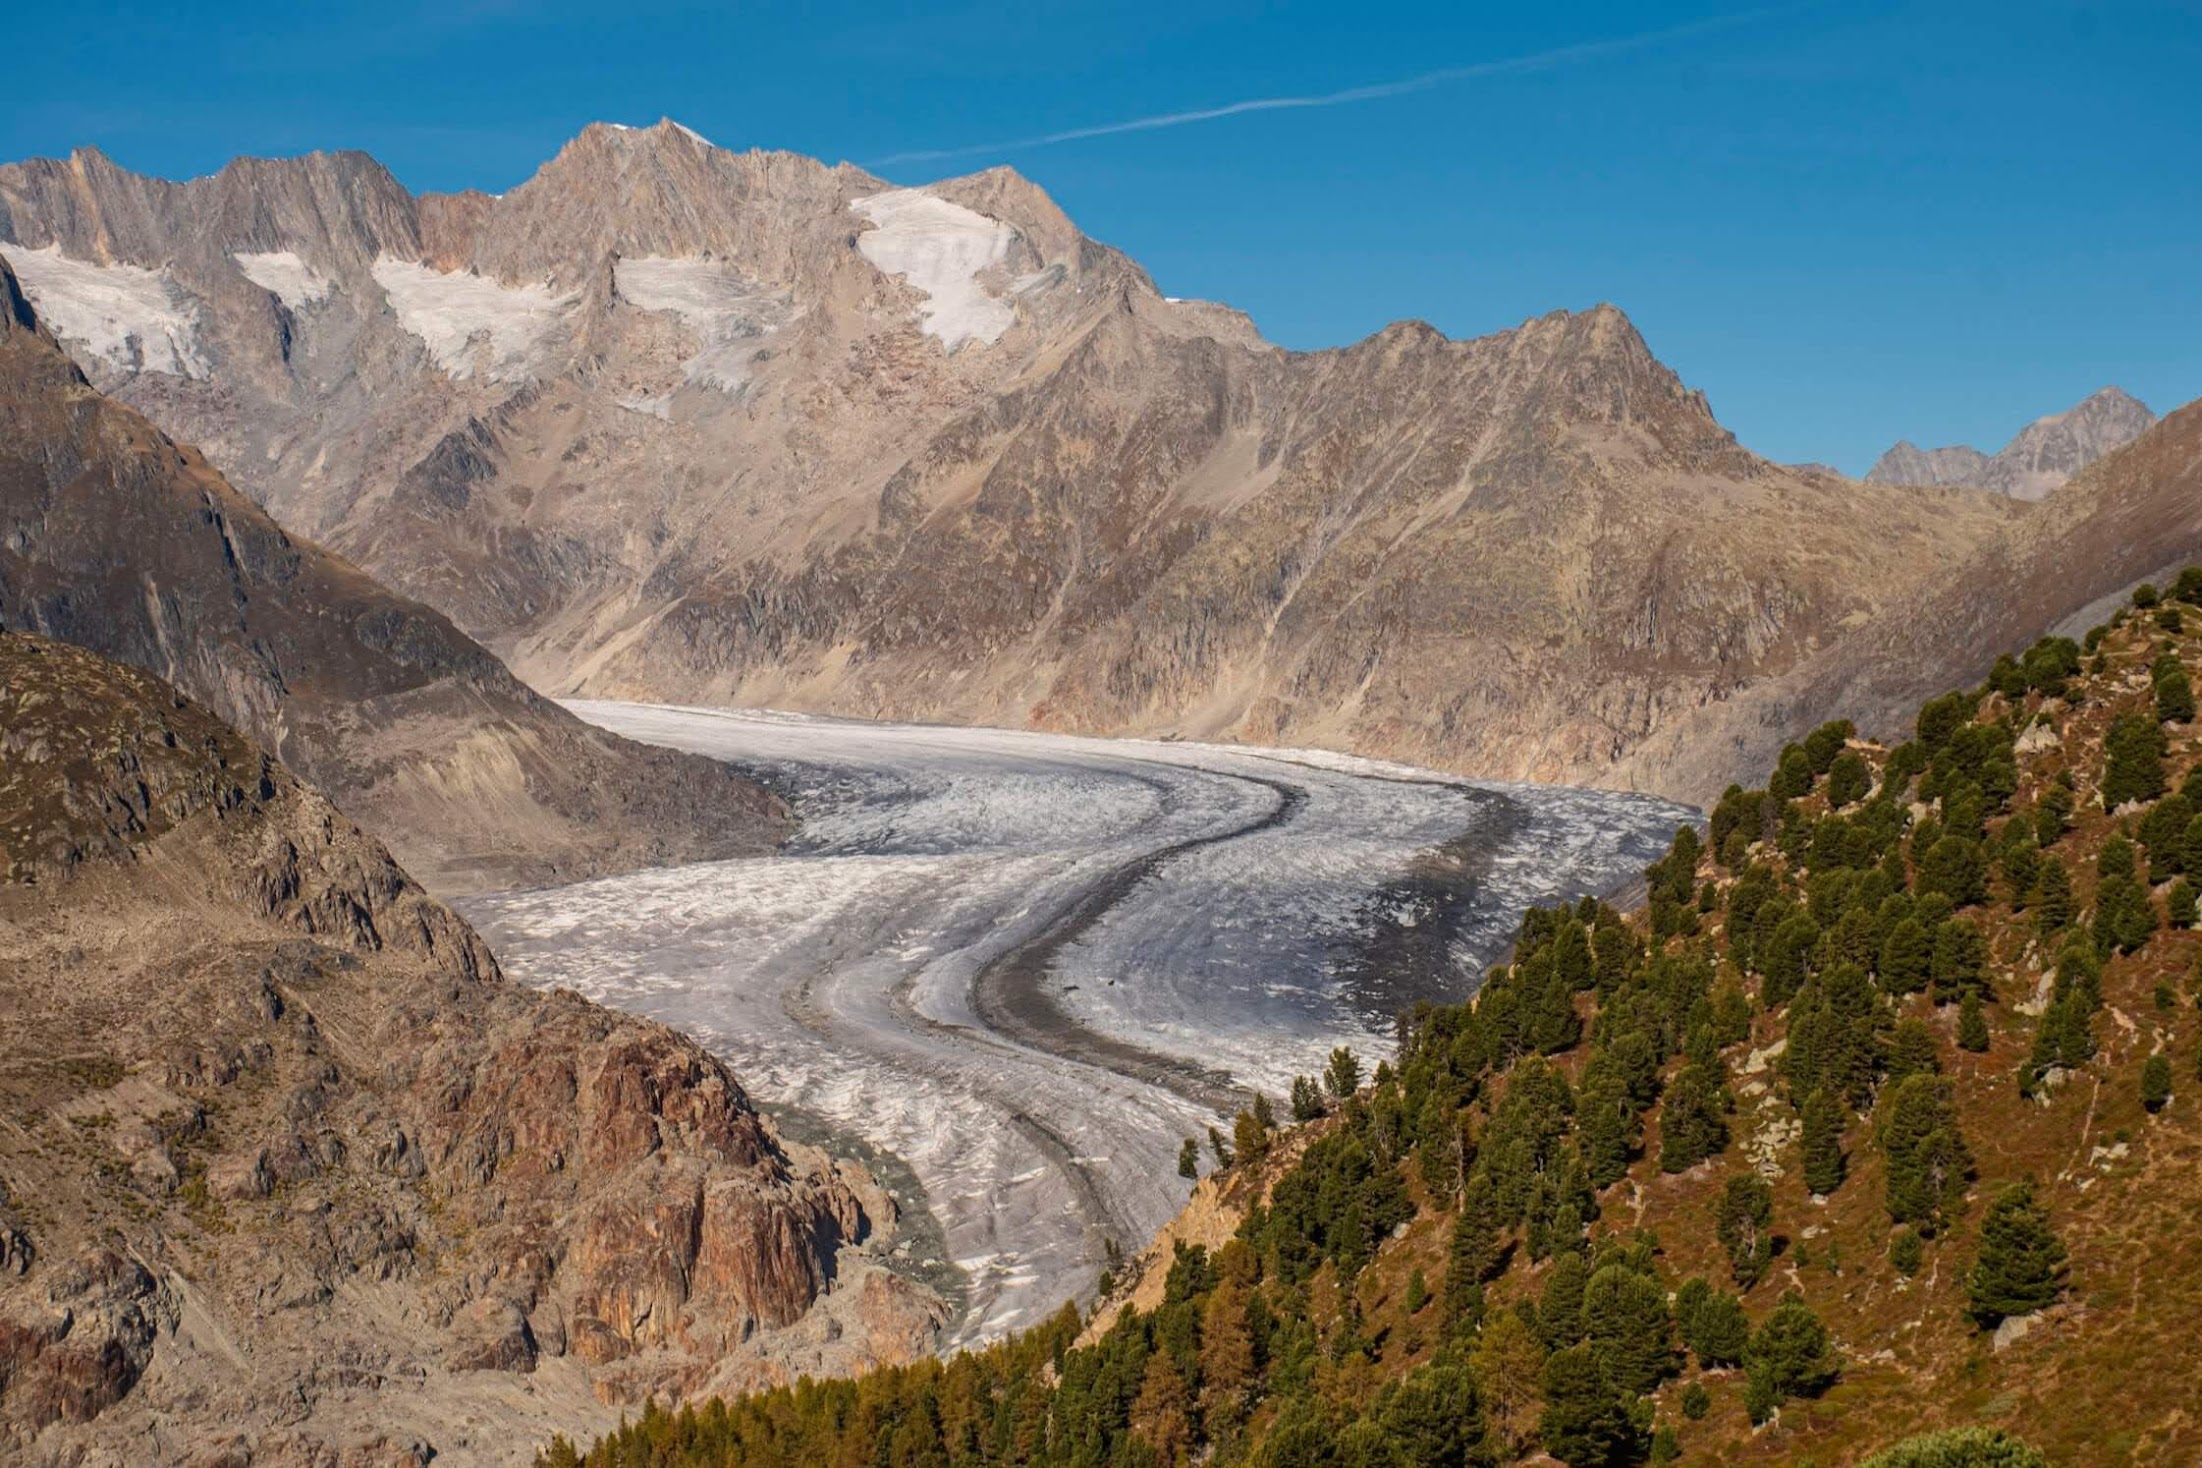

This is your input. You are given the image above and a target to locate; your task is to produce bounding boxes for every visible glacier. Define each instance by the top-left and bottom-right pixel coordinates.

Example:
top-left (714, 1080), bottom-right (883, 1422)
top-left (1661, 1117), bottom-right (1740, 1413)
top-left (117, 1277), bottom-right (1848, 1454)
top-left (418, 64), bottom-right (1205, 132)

top-left (459, 704), bottom-right (1693, 1345)
top-left (850, 190), bottom-right (1018, 351)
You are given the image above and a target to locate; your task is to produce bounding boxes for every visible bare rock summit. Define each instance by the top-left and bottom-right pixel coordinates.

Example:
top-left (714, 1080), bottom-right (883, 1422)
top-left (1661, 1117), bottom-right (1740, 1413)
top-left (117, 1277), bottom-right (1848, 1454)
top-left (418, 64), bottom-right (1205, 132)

top-left (1867, 386), bottom-right (2157, 500)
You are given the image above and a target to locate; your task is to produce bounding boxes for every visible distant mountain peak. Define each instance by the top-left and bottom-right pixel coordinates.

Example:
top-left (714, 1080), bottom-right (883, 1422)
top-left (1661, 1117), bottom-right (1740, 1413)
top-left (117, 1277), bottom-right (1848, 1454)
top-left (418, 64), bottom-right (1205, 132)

top-left (1865, 385), bottom-right (2157, 500)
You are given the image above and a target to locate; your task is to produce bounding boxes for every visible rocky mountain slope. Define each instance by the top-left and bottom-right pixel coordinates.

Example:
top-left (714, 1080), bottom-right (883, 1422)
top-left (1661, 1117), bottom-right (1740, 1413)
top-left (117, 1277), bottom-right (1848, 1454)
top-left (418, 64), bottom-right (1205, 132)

top-left (1642, 397), bottom-right (2202, 801)
top-left (558, 571), bottom-right (2202, 1467)
top-left (1867, 386), bottom-right (2157, 500)
top-left (0, 125), bottom-right (2025, 803)
top-left (0, 254), bottom-right (787, 893)
top-left (0, 632), bottom-right (945, 1465)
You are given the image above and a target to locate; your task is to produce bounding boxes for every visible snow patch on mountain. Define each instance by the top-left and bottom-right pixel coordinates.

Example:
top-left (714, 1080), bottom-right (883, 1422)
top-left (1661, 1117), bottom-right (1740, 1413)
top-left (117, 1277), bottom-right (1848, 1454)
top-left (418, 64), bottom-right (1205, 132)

top-left (614, 256), bottom-right (791, 390)
top-left (850, 190), bottom-right (1018, 352)
top-left (232, 250), bottom-right (331, 309)
top-left (370, 258), bottom-right (576, 382)
top-left (0, 243), bottom-right (208, 379)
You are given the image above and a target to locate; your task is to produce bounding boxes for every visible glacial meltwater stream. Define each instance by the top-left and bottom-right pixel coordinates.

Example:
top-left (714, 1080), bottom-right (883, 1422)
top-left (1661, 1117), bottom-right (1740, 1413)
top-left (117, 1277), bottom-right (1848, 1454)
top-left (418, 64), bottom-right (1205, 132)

top-left (458, 704), bottom-right (1694, 1346)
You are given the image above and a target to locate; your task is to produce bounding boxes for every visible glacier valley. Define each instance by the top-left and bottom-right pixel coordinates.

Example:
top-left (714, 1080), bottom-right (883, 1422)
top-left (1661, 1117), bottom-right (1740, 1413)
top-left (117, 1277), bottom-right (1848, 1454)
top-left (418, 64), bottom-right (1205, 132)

top-left (458, 704), bottom-right (1695, 1346)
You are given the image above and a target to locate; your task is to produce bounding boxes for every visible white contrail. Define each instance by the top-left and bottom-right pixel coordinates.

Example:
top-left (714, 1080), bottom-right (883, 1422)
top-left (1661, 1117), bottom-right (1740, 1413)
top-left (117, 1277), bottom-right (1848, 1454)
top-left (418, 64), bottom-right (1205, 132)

top-left (866, 6), bottom-right (1789, 168)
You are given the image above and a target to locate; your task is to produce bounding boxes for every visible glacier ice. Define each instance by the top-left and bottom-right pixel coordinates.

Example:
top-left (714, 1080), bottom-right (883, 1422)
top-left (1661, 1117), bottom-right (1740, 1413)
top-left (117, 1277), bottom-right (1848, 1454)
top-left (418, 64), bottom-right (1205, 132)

top-left (460, 703), bottom-right (1693, 1345)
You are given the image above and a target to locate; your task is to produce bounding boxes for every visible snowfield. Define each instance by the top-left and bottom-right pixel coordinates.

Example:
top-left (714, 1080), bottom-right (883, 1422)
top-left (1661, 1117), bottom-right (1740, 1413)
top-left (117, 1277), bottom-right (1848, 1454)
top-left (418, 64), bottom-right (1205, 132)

top-left (460, 705), bottom-right (1692, 1345)
top-left (233, 249), bottom-right (331, 309)
top-left (1, 243), bottom-right (209, 378)
top-left (371, 258), bottom-right (576, 382)
top-left (850, 190), bottom-right (1018, 351)
top-left (613, 256), bottom-right (793, 390)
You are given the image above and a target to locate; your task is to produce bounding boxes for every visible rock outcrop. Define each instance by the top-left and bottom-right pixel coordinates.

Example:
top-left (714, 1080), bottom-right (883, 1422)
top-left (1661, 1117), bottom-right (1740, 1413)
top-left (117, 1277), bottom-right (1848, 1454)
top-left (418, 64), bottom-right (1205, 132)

top-left (1866, 386), bottom-right (2157, 500)
top-left (0, 126), bottom-right (2026, 804)
top-left (0, 632), bottom-right (946, 1464)
top-left (0, 251), bottom-right (789, 893)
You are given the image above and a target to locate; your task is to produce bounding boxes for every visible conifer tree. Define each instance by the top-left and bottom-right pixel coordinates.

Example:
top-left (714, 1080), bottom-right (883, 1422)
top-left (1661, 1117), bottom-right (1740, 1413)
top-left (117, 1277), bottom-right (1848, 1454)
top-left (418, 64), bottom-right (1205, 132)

top-left (2092, 868), bottom-right (2158, 957)
top-left (1966, 1180), bottom-right (2067, 1328)
top-left (1234, 1107), bottom-right (1273, 1165)
top-left (1658, 1061), bottom-right (1729, 1173)
top-left (1931, 919), bottom-right (1990, 1003)
top-left (1198, 1283), bottom-right (1257, 1432)
top-left (2142, 1052), bottom-right (2173, 1113)
top-left (1290, 1074), bottom-right (1327, 1122)
top-left (1575, 1054), bottom-right (1637, 1189)
top-left (1827, 750), bottom-right (1872, 808)
top-left (1801, 1086), bottom-right (1848, 1196)
top-left (1444, 1174), bottom-right (1504, 1324)
top-left (1178, 1138), bottom-right (1200, 1180)
top-left (2138, 791), bottom-right (2195, 879)
top-left (1877, 1074), bottom-right (1974, 1235)
top-left (1918, 837), bottom-right (1988, 907)
top-left (2169, 878), bottom-right (2198, 929)
top-left (1471, 1310), bottom-right (1547, 1460)
top-left (1770, 745), bottom-right (1815, 800)
top-left (1539, 1345), bottom-right (1643, 1468)
top-left (1324, 1046), bottom-right (1362, 1101)
top-left (1130, 1351), bottom-right (1194, 1464)
top-left (2102, 712), bottom-right (2168, 810)
top-left (1581, 1263), bottom-right (1677, 1394)
top-left (1805, 719), bottom-right (1856, 774)
top-left (1879, 917), bottom-right (1933, 994)
top-left (1884, 1016), bottom-right (1942, 1085)
top-left (1760, 914), bottom-right (1820, 1006)
top-left (1716, 1174), bottom-right (1775, 1289)
top-left (1677, 1282), bottom-right (1749, 1367)
top-left (1744, 1294), bottom-right (1840, 1423)
top-left (1538, 1251), bottom-right (1591, 1350)
top-left (1957, 990), bottom-right (1991, 1052)
top-left (1374, 1355), bottom-right (1487, 1468)
top-left (2031, 857), bottom-right (2074, 934)
top-left (2156, 659), bottom-right (2195, 725)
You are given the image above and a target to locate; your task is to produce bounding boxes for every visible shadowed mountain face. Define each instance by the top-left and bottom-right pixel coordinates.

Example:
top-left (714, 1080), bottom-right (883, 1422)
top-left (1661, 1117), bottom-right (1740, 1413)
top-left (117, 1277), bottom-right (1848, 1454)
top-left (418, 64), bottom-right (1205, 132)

top-left (1866, 387), bottom-right (2158, 500)
top-left (0, 632), bottom-right (944, 1462)
top-left (1, 125), bottom-right (2034, 804)
top-left (0, 255), bottom-right (787, 893)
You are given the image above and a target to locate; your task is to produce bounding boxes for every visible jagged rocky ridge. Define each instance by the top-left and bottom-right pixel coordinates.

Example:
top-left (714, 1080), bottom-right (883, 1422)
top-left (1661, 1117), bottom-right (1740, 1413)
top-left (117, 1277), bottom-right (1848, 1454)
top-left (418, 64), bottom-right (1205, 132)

top-left (0, 253), bottom-right (788, 893)
top-left (1866, 387), bottom-right (2157, 501)
top-left (0, 632), bottom-right (946, 1464)
top-left (0, 124), bottom-right (2054, 803)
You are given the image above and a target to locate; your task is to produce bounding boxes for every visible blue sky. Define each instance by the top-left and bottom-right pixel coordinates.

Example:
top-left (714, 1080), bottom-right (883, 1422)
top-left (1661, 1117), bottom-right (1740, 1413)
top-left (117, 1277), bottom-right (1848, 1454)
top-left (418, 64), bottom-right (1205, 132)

top-left (6, 0), bottom-right (2197, 472)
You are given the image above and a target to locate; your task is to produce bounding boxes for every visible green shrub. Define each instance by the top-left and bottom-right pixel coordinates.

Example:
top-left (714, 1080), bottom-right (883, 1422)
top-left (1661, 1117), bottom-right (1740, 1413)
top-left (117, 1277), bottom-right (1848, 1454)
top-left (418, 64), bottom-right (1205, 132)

top-left (1860, 1427), bottom-right (2048, 1468)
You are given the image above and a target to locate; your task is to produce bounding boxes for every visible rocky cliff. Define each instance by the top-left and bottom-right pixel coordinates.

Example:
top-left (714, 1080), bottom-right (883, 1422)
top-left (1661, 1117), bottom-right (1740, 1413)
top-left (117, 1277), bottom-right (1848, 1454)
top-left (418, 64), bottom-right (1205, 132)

top-left (0, 252), bottom-right (788, 893)
top-left (0, 632), bottom-right (945, 1464)
top-left (1866, 386), bottom-right (2157, 500)
top-left (0, 125), bottom-right (2027, 803)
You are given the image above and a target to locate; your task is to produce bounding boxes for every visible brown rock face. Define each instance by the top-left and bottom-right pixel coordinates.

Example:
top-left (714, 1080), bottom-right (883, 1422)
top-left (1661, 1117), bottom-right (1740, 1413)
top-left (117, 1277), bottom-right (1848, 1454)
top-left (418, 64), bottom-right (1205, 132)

top-left (0, 251), bottom-right (789, 893)
top-left (1, 126), bottom-right (2026, 804)
top-left (0, 634), bottom-right (948, 1463)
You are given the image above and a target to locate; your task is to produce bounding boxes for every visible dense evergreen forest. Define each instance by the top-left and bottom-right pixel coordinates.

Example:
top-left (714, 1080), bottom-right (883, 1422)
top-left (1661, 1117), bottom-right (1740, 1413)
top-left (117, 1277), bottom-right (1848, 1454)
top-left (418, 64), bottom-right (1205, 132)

top-left (546, 572), bottom-right (2202, 1467)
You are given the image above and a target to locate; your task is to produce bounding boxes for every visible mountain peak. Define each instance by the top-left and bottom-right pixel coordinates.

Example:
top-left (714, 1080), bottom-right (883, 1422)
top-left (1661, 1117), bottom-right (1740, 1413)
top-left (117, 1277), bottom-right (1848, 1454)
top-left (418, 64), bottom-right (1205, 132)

top-left (580, 116), bottom-right (718, 151)
top-left (1866, 385), bottom-right (2158, 500)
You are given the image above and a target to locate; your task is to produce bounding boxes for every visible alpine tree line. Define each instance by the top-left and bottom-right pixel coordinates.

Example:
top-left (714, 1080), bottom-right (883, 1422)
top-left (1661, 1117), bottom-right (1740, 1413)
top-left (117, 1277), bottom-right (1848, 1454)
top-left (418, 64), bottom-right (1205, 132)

top-left (545, 572), bottom-right (2202, 1468)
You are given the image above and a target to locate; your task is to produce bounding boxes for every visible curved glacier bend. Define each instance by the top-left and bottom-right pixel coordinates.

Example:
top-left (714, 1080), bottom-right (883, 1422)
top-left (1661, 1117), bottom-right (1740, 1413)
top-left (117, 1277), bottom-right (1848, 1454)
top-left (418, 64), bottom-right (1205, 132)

top-left (458, 704), bottom-right (1694, 1345)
